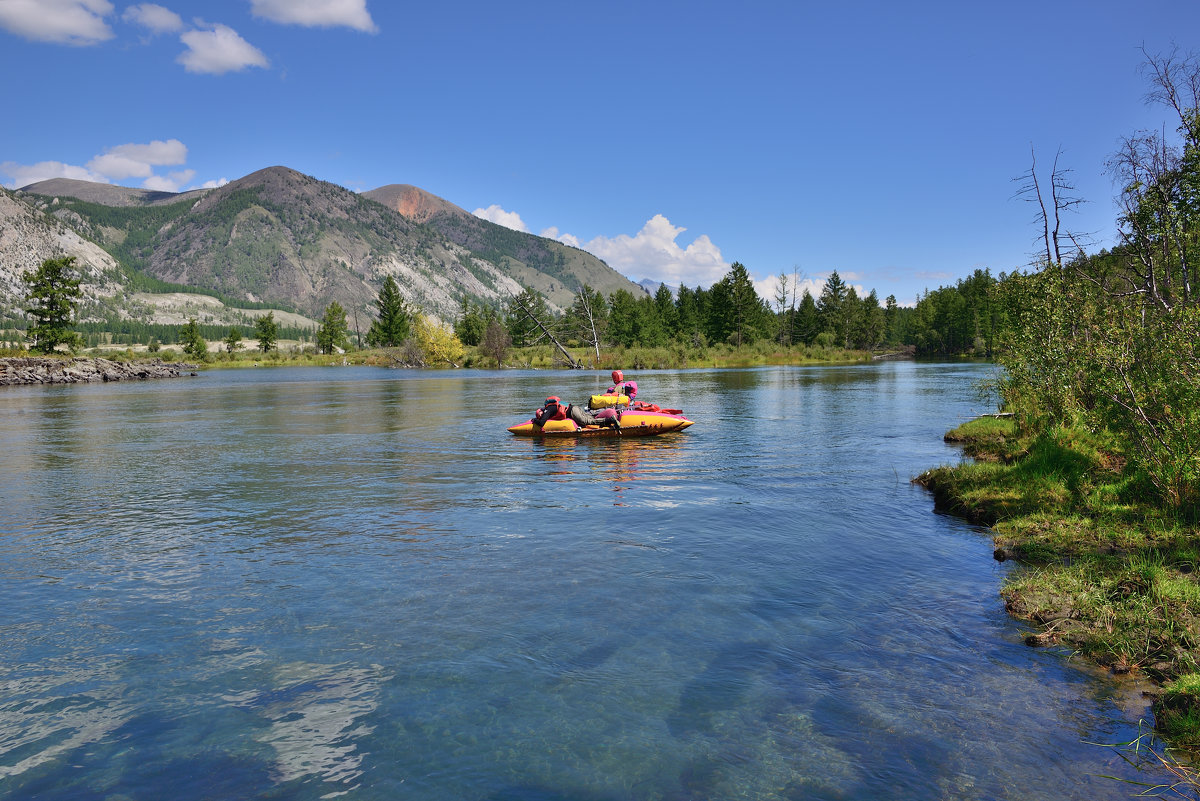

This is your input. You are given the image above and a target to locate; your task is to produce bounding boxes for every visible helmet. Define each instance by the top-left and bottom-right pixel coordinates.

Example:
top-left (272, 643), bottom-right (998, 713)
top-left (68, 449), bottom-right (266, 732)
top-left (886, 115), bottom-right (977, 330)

top-left (545, 396), bottom-right (560, 405)
top-left (611, 370), bottom-right (623, 383)
top-left (624, 380), bottom-right (638, 398)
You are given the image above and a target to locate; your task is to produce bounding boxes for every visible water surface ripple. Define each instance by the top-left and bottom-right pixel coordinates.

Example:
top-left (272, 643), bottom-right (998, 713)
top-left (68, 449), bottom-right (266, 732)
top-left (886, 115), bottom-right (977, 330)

top-left (0, 363), bottom-right (1162, 799)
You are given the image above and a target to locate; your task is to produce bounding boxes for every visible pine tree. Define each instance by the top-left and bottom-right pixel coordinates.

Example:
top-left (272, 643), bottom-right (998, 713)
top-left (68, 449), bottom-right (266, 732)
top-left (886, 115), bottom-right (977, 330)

top-left (223, 327), bottom-right (243, 353)
top-left (795, 291), bottom-right (821, 344)
top-left (317, 302), bottom-right (349, 354)
top-left (818, 271), bottom-right (849, 345)
top-left (725, 262), bottom-right (760, 346)
top-left (23, 256), bottom-right (83, 353)
top-left (366, 276), bottom-right (410, 347)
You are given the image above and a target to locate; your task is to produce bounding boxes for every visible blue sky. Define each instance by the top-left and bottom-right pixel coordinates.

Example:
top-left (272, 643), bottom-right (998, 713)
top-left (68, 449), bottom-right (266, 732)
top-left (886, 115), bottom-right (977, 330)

top-left (2, 0), bottom-right (1198, 306)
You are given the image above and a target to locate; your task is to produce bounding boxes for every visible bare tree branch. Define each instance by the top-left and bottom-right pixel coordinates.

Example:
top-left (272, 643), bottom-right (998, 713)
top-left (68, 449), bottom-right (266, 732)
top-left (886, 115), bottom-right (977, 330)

top-left (512, 291), bottom-right (581, 369)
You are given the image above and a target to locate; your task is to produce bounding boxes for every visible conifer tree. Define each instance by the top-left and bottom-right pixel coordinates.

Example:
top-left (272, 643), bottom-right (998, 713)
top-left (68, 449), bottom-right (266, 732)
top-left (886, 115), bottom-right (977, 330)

top-left (23, 256), bottom-right (83, 353)
top-left (366, 276), bottom-right (410, 347)
top-left (317, 302), bottom-right (350, 354)
top-left (818, 271), bottom-right (849, 346)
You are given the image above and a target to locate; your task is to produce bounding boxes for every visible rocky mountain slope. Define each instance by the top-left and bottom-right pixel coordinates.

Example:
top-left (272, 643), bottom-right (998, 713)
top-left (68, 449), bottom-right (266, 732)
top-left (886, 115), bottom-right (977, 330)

top-left (364, 184), bottom-right (638, 309)
top-left (8, 168), bottom-right (643, 328)
top-left (0, 188), bottom-right (122, 311)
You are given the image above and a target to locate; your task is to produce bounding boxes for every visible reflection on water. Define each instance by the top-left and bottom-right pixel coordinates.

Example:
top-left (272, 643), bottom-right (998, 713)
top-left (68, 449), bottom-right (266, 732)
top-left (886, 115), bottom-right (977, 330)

top-left (0, 658), bottom-right (130, 781)
top-left (0, 364), bottom-right (1165, 800)
top-left (235, 662), bottom-right (385, 791)
top-left (514, 436), bottom-right (689, 507)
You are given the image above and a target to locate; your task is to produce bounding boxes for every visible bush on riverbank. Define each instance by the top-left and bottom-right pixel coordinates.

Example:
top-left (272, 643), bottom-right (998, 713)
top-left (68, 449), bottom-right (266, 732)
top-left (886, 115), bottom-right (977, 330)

top-left (918, 417), bottom-right (1200, 748)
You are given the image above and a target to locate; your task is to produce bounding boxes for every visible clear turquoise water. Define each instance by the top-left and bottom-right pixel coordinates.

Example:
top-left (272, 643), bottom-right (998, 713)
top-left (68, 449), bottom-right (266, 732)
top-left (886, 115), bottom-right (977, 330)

top-left (0, 363), bottom-right (1162, 800)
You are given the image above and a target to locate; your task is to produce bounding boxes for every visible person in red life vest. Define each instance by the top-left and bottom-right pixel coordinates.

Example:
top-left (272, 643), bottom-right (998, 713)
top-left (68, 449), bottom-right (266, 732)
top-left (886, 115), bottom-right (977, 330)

top-left (532, 396), bottom-right (569, 427)
top-left (533, 394), bottom-right (620, 430)
top-left (607, 369), bottom-right (638, 400)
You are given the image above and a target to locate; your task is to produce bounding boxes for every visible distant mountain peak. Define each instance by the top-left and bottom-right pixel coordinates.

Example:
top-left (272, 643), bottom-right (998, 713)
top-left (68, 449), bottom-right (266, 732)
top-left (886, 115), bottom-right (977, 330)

top-left (17, 177), bottom-right (210, 208)
top-left (363, 184), bottom-right (469, 224)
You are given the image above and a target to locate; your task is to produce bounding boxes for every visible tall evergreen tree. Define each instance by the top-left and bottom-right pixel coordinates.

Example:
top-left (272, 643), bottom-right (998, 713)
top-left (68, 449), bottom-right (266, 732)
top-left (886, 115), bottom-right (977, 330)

top-left (367, 276), bottom-right (411, 347)
top-left (794, 291), bottom-right (821, 344)
top-left (674, 284), bottom-right (705, 344)
top-left (842, 286), bottom-right (863, 348)
top-left (724, 262), bottom-right (761, 346)
top-left (317, 302), bottom-right (350, 354)
top-left (606, 289), bottom-right (640, 347)
top-left (653, 283), bottom-right (679, 339)
top-left (859, 290), bottom-right (886, 350)
top-left (23, 255), bottom-right (83, 353)
top-left (818, 270), bottom-right (849, 346)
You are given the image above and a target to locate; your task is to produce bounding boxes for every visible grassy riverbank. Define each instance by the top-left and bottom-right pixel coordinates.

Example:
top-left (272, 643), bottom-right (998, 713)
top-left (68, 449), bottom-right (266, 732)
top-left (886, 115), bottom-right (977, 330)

top-left (3, 340), bottom-right (894, 370)
top-left (917, 418), bottom-right (1200, 748)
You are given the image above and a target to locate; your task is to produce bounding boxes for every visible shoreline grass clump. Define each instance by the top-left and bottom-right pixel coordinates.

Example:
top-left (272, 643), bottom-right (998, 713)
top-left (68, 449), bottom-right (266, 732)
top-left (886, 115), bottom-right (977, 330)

top-left (917, 415), bottom-right (1200, 750)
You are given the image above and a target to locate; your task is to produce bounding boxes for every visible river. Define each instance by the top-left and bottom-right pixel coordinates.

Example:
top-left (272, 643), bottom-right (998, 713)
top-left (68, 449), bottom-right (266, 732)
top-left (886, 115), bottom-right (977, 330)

top-left (0, 362), bottom-right (1166, 800)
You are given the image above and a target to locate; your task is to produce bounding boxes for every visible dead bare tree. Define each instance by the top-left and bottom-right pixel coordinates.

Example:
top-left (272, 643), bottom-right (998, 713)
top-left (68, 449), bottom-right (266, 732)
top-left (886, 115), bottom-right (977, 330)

top-left (573, 285), bottom-right (604, 366)
top-left (511, 291), bottom-right (581, 369)
top-left (773, 266), bottom-right (803, 345)
top-left (1013, 146), bottom-right (1087, 269)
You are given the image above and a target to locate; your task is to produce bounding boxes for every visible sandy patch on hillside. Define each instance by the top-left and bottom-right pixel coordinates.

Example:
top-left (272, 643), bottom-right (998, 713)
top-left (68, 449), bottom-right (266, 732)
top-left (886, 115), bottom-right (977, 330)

top-left (130, 292), bottom-right (316, 328)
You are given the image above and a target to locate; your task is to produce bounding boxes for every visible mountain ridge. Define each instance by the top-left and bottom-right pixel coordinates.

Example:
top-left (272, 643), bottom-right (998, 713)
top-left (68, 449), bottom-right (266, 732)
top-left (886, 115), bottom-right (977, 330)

top-left (8, 167), bottom-right (645, 328)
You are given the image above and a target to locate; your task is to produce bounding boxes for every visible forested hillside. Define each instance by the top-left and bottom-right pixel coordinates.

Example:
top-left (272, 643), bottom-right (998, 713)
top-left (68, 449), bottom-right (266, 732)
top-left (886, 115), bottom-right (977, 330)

top-left (365, 184), bottom-right (638, 311)
top-left (10, 168), bottom-right (645, 330)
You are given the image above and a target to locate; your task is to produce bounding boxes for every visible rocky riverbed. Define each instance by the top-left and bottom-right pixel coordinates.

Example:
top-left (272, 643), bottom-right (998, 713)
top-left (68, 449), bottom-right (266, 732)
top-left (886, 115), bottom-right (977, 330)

top-left (0, 357), bottom-right (199, 386)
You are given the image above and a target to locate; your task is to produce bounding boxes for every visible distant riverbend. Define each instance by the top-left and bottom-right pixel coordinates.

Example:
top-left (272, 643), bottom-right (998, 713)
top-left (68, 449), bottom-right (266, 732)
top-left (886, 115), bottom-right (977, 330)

top-left (0, 356), bottom-right (197, 386)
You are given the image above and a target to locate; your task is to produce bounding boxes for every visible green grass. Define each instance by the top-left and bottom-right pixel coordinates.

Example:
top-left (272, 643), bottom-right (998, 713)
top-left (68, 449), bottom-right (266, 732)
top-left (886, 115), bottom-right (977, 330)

top-left (922, 415), bottom-right (1200, 750)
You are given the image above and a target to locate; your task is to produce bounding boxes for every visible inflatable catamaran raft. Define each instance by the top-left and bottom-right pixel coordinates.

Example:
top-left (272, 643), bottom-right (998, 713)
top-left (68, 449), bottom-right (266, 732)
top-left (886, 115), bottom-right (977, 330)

top-left (508, 373), bottom-right (693, 437)
top-left (507, 401), bottom-right (694, 438)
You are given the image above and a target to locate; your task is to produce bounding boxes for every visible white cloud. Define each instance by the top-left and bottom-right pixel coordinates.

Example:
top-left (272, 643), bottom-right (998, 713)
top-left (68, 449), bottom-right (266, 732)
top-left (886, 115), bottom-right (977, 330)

top-left (0, 0), bottom-right (113, 45)
top-left (200, 177), bottom-right (229, 189)
top-left (552, 214), bottom-right (729, 289)
top-left (86, 139), bottom-right (187, 179)
top-left (143, 169), bottom-right (194, 191)
top-left (1, 160), bottom-right (104, 188)
top-left (123, 3), bottom-right (182, 34)
top-left (249, 0), bottom-right (377, 32)
top-left (2, 139), bottom-right (217, 192)
top-left (539, 226), bottom-right (580, 247)
top-left (178, 21), bottom-right (269, 74)
top-left (473, 204), bottom-right (529, 233)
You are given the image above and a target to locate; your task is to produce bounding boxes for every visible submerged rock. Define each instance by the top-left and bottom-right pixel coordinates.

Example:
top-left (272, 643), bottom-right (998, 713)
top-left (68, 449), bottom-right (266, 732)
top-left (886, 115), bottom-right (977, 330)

top-left (0, 356), bottom-right (198, 386)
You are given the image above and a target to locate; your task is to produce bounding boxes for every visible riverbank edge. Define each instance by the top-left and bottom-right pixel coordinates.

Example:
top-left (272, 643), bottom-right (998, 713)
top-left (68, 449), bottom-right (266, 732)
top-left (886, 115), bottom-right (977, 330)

top-left (914, 417), bottom-right (1200, 750)
top-left (0, 356), bottom-right (199, 386)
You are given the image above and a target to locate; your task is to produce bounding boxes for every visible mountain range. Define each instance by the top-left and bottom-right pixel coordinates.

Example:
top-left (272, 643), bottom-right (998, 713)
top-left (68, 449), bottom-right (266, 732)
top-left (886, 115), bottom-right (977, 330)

top-left (0, 166), bottom-right (643, 332)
